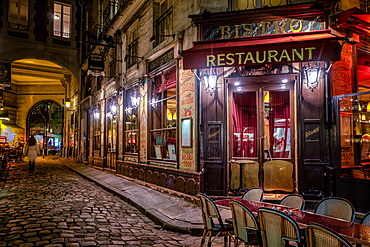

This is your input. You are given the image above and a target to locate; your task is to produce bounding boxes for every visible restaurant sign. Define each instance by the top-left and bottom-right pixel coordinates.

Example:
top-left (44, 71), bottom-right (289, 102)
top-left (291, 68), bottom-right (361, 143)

top-left (203, 17), bottom-right (322, 40)
top-left (182, 38), bottom-right (341, 70)
top-left (88, 53), bottom-right (104, 71)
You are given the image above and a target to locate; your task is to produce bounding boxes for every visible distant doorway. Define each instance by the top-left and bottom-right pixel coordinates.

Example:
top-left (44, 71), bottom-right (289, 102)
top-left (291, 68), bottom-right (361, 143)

top-left (27, 100), bottom-right (63, 155)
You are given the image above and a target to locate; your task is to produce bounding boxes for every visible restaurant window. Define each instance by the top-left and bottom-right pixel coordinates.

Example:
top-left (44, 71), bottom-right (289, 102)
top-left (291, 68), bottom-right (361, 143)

top-left (150, 69), bottom-right (177, 161)
top-left (53, 2), bottom-right (71, 38)
top-left (93, 104), bottom-right (101, 153)
top-left (126, 25), bottom-right (138, 68)
top-left (107, 97), bottom-right (117, 152)
top-left (9, 0), bottom-right (29, 30)
top-left (153, 0), bottom-right (173, 46)
top-left (124, 87), bottom-right (139, 153)
top-left (338, 92), bottom-right (370, 180)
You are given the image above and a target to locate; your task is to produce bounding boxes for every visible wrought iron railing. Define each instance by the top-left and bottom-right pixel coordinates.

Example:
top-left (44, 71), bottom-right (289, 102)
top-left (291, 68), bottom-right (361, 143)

top-left (153, 8), bottom-right (173, 47)
top-left (126, 38), bottom-right (138, 68)
top-left (8, 22), bottom-right (29, 30)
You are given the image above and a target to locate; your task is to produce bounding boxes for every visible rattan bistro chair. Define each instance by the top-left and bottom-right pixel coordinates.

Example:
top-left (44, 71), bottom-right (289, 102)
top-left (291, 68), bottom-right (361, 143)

top-left (305, 223), bottom-right (352, 247)
top-left (258, 207), bottom-right (304, 247)
top-left (314, 197), bottom-right (355, 222)
top-left (279, 194), bottom-right (305, 210)
top-left (230, 200), bottom-right (261, 246)
top-left (198, 193), bottom-right (233, 247)
top-left (360, 211), bottom-right (370, 226)
top-left (241, 187), bottom-right (264, 202)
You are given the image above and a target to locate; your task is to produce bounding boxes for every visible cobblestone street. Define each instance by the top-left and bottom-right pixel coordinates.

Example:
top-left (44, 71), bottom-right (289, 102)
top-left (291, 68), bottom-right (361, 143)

top-left (0, 158), bottom-right (224, 247)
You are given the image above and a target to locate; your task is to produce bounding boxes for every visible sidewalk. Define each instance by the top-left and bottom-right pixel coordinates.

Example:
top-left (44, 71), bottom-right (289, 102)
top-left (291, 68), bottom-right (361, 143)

top-left (64, 159), bottom-right (205, 235)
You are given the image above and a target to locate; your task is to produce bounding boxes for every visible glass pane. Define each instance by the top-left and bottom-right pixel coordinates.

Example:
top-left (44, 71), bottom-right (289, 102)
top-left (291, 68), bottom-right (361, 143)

top-left (263, 160), bottom-right (294, 192)
top-left (232, 92), bottom-right (257, 158)
top-left (266, 90), bottom-right (290, 158)
top-left (125, 131), bottom-right (138, 153)
top-left (166, 97), bottom-right (176, 128)
top-left (62, 14), bottom-right (70, 38)
top-left (165, 129), bottom-right (176, 160)
top-left (54, 3), bottom-right (61, 12)
top-left (9, 2), bottom-right (18, 22)
top-left (20, 5), bottom-right (28, 23)
top-left (339, 93), bottom-right (370, 179)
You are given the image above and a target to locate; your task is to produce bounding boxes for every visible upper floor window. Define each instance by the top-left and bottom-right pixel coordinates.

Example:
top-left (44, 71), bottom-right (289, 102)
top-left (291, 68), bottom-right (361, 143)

top-left (153, 0), bottom-right (173, 46)
top-left (53, 2), bottom-right (71, 38)
top-left (126, 26), bottom-right (138, 68)
top-left (9, 0), bottom-right (29, 30)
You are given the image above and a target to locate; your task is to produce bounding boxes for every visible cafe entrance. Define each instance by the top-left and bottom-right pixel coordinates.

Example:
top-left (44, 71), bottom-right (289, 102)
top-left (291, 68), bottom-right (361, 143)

top-left (228, 75), bottom-right (296, 194)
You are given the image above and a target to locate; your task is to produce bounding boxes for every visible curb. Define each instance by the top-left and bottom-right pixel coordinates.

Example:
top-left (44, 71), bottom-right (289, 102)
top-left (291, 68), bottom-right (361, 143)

top-left (65, 164), bottom-right (204, 235)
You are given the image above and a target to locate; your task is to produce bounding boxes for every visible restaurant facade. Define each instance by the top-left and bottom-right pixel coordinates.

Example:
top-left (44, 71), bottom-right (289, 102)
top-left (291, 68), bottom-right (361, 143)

top-left (79, 0), bottom-right (370, 212)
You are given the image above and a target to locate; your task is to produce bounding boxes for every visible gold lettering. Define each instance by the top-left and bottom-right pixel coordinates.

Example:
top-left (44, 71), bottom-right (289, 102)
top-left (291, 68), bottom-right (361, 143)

top-left (268, 50), bottom-right (279, 63)
top-left (305, 47), bottom-right (316, 60)
top-left (274, 20), bottom-right (286, 34)
top-left (244, 52), bottom-right (256, 64)
top-left (206, 55), bottom-right (216, 67)
top-left (260, 21), bottom-right (271, 35)
top-left (234, 24), bottom-right (240, 38)
top-left (235, 53), bottom-right (245, 64)
top-left (226, 53), bottom-right (235, 65)
top-left (292, 48), bottom-right (304, 61)
top-left (279, 49), bottom-right (291, 62)
top-left (220, 26), bottom-right (231, 39)
top-left (290, 19), bottom-right (302, 33)
top-left (256, 51), bottom-right (266, 63)
top-left (242, 24), bottom-right (253, 37)
top-left (217, 54), bottom-right (226, 66)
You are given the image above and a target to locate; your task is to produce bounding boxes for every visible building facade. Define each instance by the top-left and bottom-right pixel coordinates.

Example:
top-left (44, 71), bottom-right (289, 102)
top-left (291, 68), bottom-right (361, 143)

top-left (0, 0), bottom-right (81, 155)
top-left (78, 0), bottom-right (370, 211)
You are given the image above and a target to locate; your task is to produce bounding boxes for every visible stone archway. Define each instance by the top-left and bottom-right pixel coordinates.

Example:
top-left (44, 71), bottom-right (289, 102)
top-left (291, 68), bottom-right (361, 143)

top-left (27, 100), bottom-right (63, 156)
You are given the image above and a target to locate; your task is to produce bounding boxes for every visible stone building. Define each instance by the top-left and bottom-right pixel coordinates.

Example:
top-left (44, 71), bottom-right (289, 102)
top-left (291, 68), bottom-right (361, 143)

top-left (0, 0), bottom-right (80, 155)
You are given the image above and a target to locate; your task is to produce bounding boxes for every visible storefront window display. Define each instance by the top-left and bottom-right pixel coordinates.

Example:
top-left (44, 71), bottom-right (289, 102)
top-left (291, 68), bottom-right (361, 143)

top-left (106, 97), bottom-right (117, 152)
top-left (338, 92), bottom-right (370, 179)
top-left (93, 104), bottom-right (101, 153)
top-left (124, 87), bottom-right (139, 153)
top-left (150, 70), bottom-right (177, 161)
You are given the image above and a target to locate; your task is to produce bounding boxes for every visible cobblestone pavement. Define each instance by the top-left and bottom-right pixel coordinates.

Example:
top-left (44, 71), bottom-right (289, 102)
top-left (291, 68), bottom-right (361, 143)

top-left (0, 158), bottom-right (225, 247)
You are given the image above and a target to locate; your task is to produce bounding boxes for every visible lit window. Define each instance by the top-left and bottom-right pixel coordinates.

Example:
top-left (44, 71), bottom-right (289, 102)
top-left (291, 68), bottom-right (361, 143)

top-left (8, 0), bottom-right (29, 30)
top-left (150, 69), bottom-right (177, 162)
top-left (53, 2), bottom-right (71, 38)
top-left (124, 87), bottom-right (139, 154)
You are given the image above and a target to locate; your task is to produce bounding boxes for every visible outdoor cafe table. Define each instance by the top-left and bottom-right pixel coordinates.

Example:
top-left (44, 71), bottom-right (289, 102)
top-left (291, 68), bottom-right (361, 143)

top-left (215, 199), bottom-right (370, 246)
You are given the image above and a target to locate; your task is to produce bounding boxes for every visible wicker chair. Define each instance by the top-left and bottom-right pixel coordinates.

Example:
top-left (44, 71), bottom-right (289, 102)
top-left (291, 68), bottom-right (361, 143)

top-left (305, 223), bottom-right (352, 247)
top-left (258, 207), bottom-right (304, 247)
top-left (198, 193), bottom-right (233, 247)
top-left (279, 194), bottom-right (305, 210)
top-left (241, 187), bottom-right (264, 202)
top-left (360, 211), bottom-right (370, 226)
top-left (230, 200), bottom-right (261, 246)
top-left (314, 197), bottom-right (355, 222)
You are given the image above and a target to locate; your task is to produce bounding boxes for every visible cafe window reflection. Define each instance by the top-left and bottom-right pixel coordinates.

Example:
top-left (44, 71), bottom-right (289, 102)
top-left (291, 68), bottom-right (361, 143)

top-left (124, 87), bottom-right (139, 154)
top-left (339, 93), bottom-right (370, 179)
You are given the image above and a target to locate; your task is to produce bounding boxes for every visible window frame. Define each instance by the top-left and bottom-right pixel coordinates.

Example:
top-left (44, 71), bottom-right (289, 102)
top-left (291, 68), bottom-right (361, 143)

top-left (53, 1), bottom-right (72, 39)
top-left (8, 0), bottom-right (29, 30)
top-left (124, 87), bottom-right (139, 154)
top-left (149, 68), bottom-right (178, 163)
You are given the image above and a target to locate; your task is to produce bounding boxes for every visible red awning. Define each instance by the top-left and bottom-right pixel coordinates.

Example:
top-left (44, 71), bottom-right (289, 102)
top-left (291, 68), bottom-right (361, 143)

top-left (182, 30), bottom-right (343, 70)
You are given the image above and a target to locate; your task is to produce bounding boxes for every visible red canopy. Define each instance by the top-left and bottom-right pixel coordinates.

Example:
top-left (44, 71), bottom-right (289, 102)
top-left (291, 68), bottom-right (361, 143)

top-left (182, 30), bottom-right (343, 70)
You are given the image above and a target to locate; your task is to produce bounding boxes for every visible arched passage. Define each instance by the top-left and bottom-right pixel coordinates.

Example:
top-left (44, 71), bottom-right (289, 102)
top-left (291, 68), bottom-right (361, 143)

top-left (27, 100), bottom-right (63, 155)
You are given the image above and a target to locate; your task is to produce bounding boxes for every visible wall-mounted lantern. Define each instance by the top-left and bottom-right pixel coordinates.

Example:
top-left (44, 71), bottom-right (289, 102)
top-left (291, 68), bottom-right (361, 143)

top-left (203, 69), bottom-right (219, 96)
top-left (93, 108), bottom-right (100, 120)
top-left (110, 99), bottom-right (117, 116)
top-left (303, 63), bottom-right (322, 92)
top-left (65, 98), bottom-right (71, 108)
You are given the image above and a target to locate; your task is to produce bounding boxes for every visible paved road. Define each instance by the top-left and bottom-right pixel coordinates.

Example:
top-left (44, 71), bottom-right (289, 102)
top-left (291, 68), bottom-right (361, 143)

top-left (0, 158), bottom-right (224, 247)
